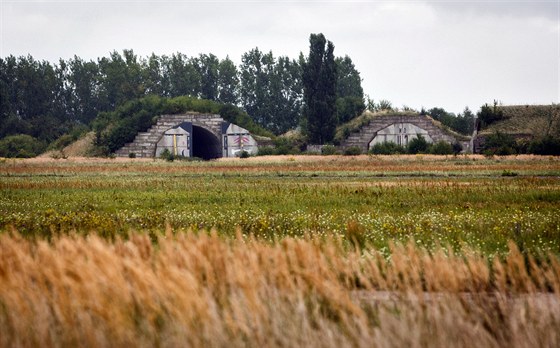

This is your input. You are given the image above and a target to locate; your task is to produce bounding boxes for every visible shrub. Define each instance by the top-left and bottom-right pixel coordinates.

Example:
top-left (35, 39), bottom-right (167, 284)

top-left (273, 137), bottom-right (302, 155)
top-left (128, 152), bottom-right (136, 158)
top-left (502, 169), bottom-right (518, 177)
top-left (0, 134), bottom-right (46, 158)
top-left (344, 146), bottom-right (362, 156)
top-left (527, 136), bottom-right (560, 155)
top-left (482, 131), bottom-right (518, 155)
top-left (407, 135), bottom-right (430, 154)
top-left (430, 141), bottom-right (454, 155)
top-left (159, 149), bottom-right (174, 162)
top-left (478, 100), bottom-right (504, 127)
top-left (239, 150), bottom-right (250, 159)
top-left (452, 142), bottom-right (463, 154)
top-left (321, 145), bottom-right (338, 155)
top-left (369, 142), bottom-right (406, 155)
top-left (257, 147), bottom-right (275, 156)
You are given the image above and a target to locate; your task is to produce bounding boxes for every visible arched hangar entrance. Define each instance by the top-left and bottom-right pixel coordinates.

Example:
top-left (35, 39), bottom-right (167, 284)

top-left (155, 123), bottom-right (222, 160)
top-left (192, 125), bottom-right (221, 160)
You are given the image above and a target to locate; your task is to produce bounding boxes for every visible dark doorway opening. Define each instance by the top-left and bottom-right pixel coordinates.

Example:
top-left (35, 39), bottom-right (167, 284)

top-left (192, 126), bottom-right (221, 160)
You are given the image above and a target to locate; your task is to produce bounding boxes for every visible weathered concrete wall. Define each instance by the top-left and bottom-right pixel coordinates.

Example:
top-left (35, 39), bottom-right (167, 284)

top-left (222, 123), bottom-right (258, 157)
top-left (116, 114), bottom-right (260, 158)
top-left (116, 114), bottom-right (225, 158)
top-left (155, 125), bottom-right (191, 158)
top-left (369, 122), bottom-right (433, 147)
top-left (340, 114), bottom-right (461, 152)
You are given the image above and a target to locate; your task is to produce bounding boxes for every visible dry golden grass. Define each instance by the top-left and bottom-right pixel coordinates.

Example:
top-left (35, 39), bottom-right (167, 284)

top-left (1, 231), bottom-right (559, 347)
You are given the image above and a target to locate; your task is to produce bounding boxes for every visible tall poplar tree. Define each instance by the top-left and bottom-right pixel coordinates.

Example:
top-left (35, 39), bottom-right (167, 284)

top-left (303, 33), bottom-right (337, 144)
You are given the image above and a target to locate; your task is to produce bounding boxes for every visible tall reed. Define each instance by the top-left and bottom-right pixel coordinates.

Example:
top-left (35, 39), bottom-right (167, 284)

top-left (1, 231), bottom-right (559, 347)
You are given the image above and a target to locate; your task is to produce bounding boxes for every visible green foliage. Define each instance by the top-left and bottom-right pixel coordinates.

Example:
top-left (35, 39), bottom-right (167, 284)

top-left (0, 134), bottom-right (46, 158)
top-left (336, 96), bottom-right (366, 124)
top-left (482, 131), bottom-right (518, 156)
top-left (321, 145), bottom-right (338, 155)
top-left (453, 142), bottom-right (463, 154)
top-left (527, 136), bottom-right (560, 155)
top-left (272, 137), bottom-right (302, 155)
top-left (239, 49), bottom-right (303, 134)
top-left (407, 135), bottom-right (430, 154)
top-left (256, 147), bottom-right (275, 156)
top-left (93, 95), bottom-right (271, 154)
top-left (160, 148), bottom-right (174, 161)
top-left (194, 53), bottom-right (220, 101)
top-left (47, 125), bottom-right (89, 151)
top-left (335, 56), bottom-right (364, 124)
top-left (478, 100), bottom-right (504, 128)
top-left (369, 142), bottom-right (406, 155)
top-left (501, 169), bottom-right (518, 177)
top-left (428, 107), bottom-right (474, 135)
top-left (335, 56), bottom-right (363, 99)
top-left (217, 56), bottom-right (239, 105)
top-left (377, 99), bottom-right (393, 111)
top-left (343, 146), bottom-right (362, 156)
top-left (430, 141), bottom-right (454, 155)
top-left (303, 33), bottom-right (338, 144)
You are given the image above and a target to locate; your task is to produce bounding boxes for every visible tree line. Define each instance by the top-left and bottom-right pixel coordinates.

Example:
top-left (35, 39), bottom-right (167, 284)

top-left (0, 38), bottom-right (365, 150)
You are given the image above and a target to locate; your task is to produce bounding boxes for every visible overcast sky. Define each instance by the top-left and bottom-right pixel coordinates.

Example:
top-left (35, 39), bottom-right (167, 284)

top-left (1, 0), bottom-right (558, 114)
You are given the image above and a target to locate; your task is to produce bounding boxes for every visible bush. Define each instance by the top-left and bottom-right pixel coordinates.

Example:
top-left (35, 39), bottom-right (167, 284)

top-left (369, 142), bottom-right (406, 155)
top-left (430, 141), bottom-right (454, 155)
top-left (477, 101), bottom-right (504, 127)
top-left (343, 146), bottom-right (362, 156)
top-left (407, 135), bottom-right (430, 154)
top-left (527, 136), bottom-right (560, 155)
top-left (272, 137), bottom-right (302, 155)
top-left (482, 132), bottom-right (518, 156)
top-left (159, 149), bottom-right (174, 162)
top-left (321, 145), bottom-right (338, 155)
top-left (0, 135), bottom-right (46, 158)
top-left (452, 142), bottom-right (463, 154)
top-left (257, 147), bottom-right (275, 156)
top-left (47, 125), bottom-right (89, 151)
top-left (239, 150), bottom-right (250, 159)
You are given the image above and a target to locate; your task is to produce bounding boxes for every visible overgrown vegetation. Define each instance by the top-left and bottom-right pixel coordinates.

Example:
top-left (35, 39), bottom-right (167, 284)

top-left (369, 137), bottom-right (458, 155)
top-left (0, 134), bottom-right (46, 158)
top-left (481, 131), bottom-right (560, 156)
top-left (478, 100), bottom-right (505, 128)
top-left (92, 95), bottom-right (272, 155)
top-left (423, 106), bottom-right (475, 135)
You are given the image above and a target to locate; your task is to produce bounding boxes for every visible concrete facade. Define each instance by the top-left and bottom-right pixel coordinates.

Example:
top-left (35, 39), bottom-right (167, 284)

top-left (155, 123), bottom-right (191, 158)
top-left (368, 122), bottom-right (433, 148)
top-left (222, 123), bottom-right (258, 157)
top-left (115, 114), bottom-right (258, 159)
top-left (340, 114), bottom-right (465, 152)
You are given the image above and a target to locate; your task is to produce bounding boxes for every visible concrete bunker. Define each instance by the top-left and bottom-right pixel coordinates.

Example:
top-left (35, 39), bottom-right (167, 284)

top-left (150, 118), bottom-right (259, 160)
top-left (368, 122), bottom-right (433, 150)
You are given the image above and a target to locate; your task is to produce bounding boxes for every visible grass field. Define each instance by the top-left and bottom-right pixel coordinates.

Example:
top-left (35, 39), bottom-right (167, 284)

top-left (1, 155), bottom-right (560, 347)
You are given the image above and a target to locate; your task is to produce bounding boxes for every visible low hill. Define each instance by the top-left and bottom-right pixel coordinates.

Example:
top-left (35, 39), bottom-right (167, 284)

top-left (480, 104), bottom-right (560, 138)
